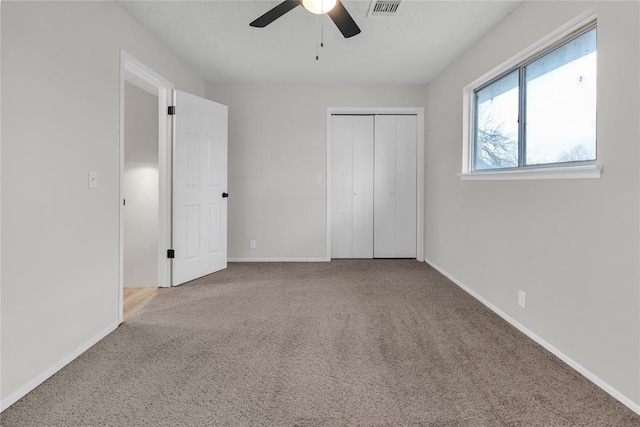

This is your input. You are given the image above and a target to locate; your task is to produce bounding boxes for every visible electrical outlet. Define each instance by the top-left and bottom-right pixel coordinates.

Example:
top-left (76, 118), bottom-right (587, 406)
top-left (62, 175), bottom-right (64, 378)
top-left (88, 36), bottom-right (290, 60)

top-left (250, 240), bottom-right (256, 249)
top-left (518, 290), bottom-right (526, 309)
top-left (88, 171), bottom-right (98, 189)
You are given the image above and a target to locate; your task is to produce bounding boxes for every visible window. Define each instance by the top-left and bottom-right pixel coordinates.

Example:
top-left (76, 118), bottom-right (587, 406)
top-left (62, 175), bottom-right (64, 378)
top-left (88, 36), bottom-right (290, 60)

top-left (471, 24), bottom-right (597, 174)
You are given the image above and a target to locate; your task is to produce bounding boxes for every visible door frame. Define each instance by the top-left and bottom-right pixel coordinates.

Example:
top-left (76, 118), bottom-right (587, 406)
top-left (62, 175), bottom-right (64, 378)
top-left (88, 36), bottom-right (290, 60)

top-left (326, 107), bottom-right (425, 262)
top-left (118, 51), bottom-right (174, 324)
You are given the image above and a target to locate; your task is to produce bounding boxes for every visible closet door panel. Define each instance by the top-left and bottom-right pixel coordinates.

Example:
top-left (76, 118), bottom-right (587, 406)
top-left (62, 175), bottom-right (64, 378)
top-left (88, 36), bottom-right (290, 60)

top-left (374, 116), bottom-right (397, 258)
top-left (351, 117), bottom-right (374, 258)
top-left (394, 116), bottom-right (417, 257)
top-left (331, 116), bottom-right (354, 258)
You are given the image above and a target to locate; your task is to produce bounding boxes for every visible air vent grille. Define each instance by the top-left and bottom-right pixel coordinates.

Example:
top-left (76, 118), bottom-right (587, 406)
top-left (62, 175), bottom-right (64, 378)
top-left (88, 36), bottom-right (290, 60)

top-left (369, 0), bottom-right (401, 16)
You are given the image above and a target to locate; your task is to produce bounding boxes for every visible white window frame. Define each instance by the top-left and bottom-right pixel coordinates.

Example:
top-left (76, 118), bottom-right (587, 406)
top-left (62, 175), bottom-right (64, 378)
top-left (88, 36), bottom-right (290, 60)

top-left (460, 12), bottom-right (601, 181)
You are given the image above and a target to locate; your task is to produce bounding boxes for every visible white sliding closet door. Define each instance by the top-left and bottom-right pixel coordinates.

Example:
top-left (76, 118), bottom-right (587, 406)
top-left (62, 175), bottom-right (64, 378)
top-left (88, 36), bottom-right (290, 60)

top-left (374, 115), bottom-right (417, 258)
top-left (331, 115), bottom-right (374, 258)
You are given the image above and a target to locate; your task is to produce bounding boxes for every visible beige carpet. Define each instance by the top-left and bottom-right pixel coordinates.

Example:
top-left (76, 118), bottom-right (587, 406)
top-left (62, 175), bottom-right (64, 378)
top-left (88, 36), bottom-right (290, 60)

top-left (2, 260), bottom-right (639, 426)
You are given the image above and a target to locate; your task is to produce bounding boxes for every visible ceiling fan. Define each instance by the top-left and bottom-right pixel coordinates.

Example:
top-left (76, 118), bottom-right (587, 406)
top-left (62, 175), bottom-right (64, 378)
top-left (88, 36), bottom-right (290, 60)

top-left (250, 0), bottom-right (361, 39)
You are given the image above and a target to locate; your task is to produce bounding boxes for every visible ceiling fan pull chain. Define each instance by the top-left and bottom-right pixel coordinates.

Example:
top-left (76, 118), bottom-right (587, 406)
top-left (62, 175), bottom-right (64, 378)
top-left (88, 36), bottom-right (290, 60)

top-left (316, 15), bottom-right (320, 60)
top-left (315, 14), bottom-right (325, 61)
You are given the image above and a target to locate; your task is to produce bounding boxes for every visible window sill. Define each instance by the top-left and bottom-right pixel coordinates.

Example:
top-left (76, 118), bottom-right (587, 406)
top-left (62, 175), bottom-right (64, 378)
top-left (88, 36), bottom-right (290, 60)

top-left (459, 164), bottom-right (602, 181)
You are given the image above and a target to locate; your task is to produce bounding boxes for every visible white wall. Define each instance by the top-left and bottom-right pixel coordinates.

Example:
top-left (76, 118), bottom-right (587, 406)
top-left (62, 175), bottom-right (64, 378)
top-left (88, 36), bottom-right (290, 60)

top-left (124, 82), bottom-right (159, 287)
top-left (1, 1), bottom-right (204, 409)
top-left (424, 1), bottom-right (640, 408)
top-left (205, 83), bottom-right (427, 260)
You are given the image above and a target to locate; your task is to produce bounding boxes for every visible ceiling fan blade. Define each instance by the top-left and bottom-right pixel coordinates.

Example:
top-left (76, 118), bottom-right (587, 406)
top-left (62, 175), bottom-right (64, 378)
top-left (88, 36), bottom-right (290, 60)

top-left (327, 1), bottom-right (361, 38)
top-left (250, 0), bottom-right (302, 28)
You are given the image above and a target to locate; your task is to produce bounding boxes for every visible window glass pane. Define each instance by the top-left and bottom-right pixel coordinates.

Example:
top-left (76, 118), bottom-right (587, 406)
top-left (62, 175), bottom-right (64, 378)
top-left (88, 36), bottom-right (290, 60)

top-left (474, 70), bottom-right (519, 170)
top-left (525, 28), bottom-right (597, 165)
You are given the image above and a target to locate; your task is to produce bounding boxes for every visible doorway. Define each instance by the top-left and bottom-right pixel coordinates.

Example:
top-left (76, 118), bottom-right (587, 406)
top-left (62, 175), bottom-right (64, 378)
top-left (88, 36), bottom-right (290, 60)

top-left (326, 107), bottom-right (425, 261)
top-left (118, 52), bottom-right (230, 324)
top-left (119, 52), bottom-right (174, 324)
top-left (123, 81), bottom-right (159, 287)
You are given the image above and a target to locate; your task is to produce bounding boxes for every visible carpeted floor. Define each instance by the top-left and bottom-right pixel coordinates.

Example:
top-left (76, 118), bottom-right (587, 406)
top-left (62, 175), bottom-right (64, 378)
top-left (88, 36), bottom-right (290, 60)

top-left (2, 260), bottom-right (639, 426)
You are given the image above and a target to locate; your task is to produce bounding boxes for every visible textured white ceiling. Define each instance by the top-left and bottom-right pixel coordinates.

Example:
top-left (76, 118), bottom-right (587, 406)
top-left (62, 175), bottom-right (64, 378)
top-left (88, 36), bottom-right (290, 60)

top-left (117, 0), bottom-right (523, 85)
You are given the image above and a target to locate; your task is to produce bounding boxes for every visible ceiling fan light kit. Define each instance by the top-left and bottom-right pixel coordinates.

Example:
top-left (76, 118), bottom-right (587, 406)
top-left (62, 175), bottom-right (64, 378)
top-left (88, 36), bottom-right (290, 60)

top-left (302, 0), bottom-right (337, 14)
top-left (250, 0), bottom-right (361, 39)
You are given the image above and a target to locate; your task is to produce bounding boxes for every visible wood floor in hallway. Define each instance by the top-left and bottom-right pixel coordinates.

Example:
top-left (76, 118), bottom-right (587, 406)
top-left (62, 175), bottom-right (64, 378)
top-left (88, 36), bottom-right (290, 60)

top-left (123, 287), bottom-right (165, 321)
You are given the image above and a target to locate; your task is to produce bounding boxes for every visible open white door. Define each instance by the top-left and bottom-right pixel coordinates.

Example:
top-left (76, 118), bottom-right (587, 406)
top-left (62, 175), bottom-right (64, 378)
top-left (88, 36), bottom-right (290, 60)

top-left (172, 90), bottom-right (228, 286)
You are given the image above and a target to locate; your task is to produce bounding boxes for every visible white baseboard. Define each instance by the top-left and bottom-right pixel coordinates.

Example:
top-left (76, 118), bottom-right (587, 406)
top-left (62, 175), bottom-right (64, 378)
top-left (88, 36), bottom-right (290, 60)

top-left (228, 257), bottom-right (330, 263)
top-left (0, 322), bottom-right (118, 412)
top-left (424, 258), bottom-right (640, 416)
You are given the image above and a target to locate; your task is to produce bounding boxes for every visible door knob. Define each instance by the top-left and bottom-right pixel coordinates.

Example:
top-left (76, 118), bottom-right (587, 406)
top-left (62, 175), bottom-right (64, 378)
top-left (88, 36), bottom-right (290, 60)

top-left (222, 192), bottom-right (229, 198)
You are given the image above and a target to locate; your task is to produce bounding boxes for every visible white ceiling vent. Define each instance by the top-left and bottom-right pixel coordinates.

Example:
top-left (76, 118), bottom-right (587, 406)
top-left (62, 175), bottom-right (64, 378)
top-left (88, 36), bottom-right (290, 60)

top-left (369, 0), bottom-right (402, 17)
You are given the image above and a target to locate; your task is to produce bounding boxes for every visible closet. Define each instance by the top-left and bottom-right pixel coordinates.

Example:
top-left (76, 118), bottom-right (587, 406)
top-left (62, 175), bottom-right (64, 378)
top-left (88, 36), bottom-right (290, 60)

top-left (331, 114), bottom-right (417, 259)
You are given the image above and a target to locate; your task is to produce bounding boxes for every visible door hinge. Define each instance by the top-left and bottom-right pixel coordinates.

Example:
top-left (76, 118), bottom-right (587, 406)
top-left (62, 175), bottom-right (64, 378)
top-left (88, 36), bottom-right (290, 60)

top-left (168, 106), bottom-right (176, 115)
top-left (167, 249), bottom-right (175, 259)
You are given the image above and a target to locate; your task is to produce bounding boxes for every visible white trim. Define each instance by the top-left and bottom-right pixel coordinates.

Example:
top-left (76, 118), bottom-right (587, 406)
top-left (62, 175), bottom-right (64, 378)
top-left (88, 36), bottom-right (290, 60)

top-left (424, 258), bottom-right (640, 416)
top-left (416, 112), bottom-right (425, 262)
top-left (0, 6), bottom-right (3, 413)
top-left (459, 164), bottom-right (602, 181)
top-left (326, 107), bottom-right (425, 262)
top-left (119, 51), bottom-right (175, 325)
top-left (228, 258), bottom-right (330, 263)
top-left (326, 109), bottom-right (332, 261)
top-left (328, 107), bottom-right (424, 115)
top-left (461, 11), bottom-right (598, 175)
top-left (0, 323), bottom-right (117, 411)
